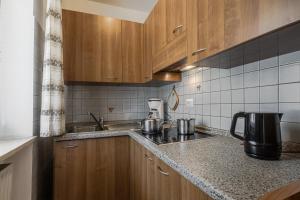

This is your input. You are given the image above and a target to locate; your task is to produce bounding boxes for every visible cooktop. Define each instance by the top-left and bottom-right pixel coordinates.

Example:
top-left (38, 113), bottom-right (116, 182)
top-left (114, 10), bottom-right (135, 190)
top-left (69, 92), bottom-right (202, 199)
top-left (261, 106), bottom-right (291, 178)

top-left (135, 128), bottom-right (212, 145)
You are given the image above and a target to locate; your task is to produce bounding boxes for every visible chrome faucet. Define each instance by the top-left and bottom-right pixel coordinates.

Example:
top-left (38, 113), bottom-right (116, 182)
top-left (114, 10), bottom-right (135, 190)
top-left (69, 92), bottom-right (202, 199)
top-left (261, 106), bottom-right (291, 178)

top-left (88, 112), bottom-right (104, 130)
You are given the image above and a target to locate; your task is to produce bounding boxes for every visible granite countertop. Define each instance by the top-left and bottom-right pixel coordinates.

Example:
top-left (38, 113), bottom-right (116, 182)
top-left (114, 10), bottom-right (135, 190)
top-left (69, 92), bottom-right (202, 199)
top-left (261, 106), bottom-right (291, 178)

top-left (56, 130), bottom-right (300, 200)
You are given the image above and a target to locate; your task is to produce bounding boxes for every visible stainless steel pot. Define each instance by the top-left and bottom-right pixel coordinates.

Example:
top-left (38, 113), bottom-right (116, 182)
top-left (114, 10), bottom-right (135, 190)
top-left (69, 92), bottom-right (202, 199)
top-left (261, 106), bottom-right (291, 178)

top-left (177, 118), bottom-right (195, 135)
top-left (141, 119), bottom-right (162, 134)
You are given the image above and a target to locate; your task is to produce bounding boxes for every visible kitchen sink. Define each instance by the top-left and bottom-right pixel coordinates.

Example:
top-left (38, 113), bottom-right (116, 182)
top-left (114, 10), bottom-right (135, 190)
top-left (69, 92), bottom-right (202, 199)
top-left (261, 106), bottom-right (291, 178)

top-left (66, 121), bottom-right (141, 133)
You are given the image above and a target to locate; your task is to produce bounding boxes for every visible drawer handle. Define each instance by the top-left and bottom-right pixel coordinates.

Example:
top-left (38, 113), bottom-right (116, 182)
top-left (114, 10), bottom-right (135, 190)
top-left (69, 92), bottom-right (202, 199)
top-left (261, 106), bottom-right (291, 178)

top-left (192, 48), bottom-right (207, 56)
top-left (148, 157), bottom-right (153, 161)
top-left (173, 25), bottom-right (184, 33)
top-left (64, 145), bottom-right (78, 149)
top-left (157, 166), bottom-right (169, 176)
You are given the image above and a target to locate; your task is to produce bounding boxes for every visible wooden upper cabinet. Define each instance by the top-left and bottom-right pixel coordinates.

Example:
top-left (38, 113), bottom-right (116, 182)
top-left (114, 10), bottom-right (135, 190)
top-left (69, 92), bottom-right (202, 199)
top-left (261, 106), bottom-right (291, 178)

top-left (62, 10), bottom-right (83, 82)
top-left (259, 0), bottom-right (300, 35)
top-left (224, 0), bottom-right (259, 49)
top-left (81, 13), bottom-right (102, 82)
top-left (122, 21), bottom-right (143, 83)
top-left (101, 17), bottom-right (122, 83)
top-left (187, 0), bottom-right (208, 65)
top-left (207, 0), bottom-right (225, 56)
top-left (143, 11), bottom-right (154, 82)
top-left (152, 0), bottom-right (168, 55)
top-left (166, 0), bottom-right (187, 43)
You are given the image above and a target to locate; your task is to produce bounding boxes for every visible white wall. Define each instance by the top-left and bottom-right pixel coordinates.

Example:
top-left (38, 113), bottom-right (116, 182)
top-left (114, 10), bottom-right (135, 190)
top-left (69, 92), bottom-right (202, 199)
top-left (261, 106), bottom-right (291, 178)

top-left (3, 144), bottom-right (33, 200)
top-left (0, 0), bottom-right (35, 138)
top-left (62, 0), bottom-right (149, 23)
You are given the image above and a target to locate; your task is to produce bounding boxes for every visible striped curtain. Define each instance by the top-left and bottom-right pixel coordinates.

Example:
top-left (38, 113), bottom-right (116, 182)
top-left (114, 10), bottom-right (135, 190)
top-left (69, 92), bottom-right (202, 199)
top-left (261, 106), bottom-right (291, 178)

top-left (40, 0), bottom-right (65, 137)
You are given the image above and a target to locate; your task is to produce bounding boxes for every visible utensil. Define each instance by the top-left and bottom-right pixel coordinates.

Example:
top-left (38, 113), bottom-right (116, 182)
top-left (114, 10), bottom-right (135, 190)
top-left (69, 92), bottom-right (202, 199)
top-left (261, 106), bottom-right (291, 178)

top-left (141, 119), bottom-right (162, 134)
top-left (177, 118), bottom-right (195, 135)
top-left (230, 112), bottom-right (283, 160)
top-left (167, 86), bottom-right (179, 111)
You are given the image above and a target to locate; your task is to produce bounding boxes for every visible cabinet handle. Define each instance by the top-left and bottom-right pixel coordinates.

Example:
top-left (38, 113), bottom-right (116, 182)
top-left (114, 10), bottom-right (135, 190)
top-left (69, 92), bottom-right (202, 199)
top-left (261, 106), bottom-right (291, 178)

top-left (147, 157), bottom-right (153, 162)
top-left (192, 48), bottom-right (207, 56)
top-left (63, 145), bottom-right (78, 149)
top-left (173, 25), bottom-right (184, 34)
top-left (157, 166), bottom-right (169, 176)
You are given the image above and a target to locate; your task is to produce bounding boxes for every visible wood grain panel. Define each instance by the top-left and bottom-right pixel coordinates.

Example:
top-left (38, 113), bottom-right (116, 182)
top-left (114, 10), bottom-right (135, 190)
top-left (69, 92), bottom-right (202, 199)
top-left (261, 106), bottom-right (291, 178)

top-left (142, 10), bottom-right (154, 82)
top-left (187, 0), bottom-right (208, 65)
top-left (101, 17), bottom-right (122, 83)
top-left (122, 21), bottom-right (143, 83)
top-left (152, 0), bottom-right (167, 55)
top-left (54, 140), bottom-right (87, 200)
top-left (181, 178), bottom-right (212, 200)
top-left (154, 158), bottom-right (181, 200)
top-left (207, 0), bottom-right (224, 56)
top-left (62, 10), bottom-right (83, 82)
top-left (260, 180), bottom-right (300, 200)
top-left (166, 0), bottom-right (187, 42)
top-left (81, 12), bottom-right (102, 82)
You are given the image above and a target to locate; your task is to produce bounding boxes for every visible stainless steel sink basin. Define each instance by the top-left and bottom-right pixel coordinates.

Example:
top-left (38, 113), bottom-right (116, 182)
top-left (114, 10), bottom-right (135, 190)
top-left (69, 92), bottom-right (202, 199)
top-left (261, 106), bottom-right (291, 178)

top-left (66, 121), bottom-right (141, 133)
top-left (72, 125), bottom-right (108, 133)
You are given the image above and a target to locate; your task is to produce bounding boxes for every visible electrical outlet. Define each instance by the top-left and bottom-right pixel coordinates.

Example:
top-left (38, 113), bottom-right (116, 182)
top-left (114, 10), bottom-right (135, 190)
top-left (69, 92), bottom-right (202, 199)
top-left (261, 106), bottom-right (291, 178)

top-left (185, 98), bottom-right (194, 107)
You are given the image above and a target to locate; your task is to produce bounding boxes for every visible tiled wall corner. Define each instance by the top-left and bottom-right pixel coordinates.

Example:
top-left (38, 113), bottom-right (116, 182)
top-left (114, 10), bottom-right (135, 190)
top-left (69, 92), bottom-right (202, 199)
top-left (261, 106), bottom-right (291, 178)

top-left (159, 23), bottom-right (300, 143)
top-left (65, 85), bottom-right (159, 123)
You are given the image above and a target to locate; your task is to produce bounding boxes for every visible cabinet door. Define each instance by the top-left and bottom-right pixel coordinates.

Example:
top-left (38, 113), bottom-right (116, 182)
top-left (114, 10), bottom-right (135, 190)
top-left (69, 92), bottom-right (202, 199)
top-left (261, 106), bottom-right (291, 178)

top-left (54, 140), bottom-right (87, 200)
top-left (101, 17), bottom-right (122, 82)
top-left (224, 0), bottom-right (259, 49)
top-left (81, 12), bottom-right (102, 82)
top-left (130, 139), bottom-right (147, 200)
top-left (181, 178), bottom-right (212, 200)
top-left (145, 151), bottom-right (156, 200)
top-left (62, 10), bottom-right (83, 82)
top-left (152, 0), bottom-right (167, 55)
top-left (166, 0), bottom-right (187, 42)
top-left (142, 11), bottom-right (154, 82)
top-left (86, 137), bottom-right (130, 200)
top-left (62, 10), bottom-right (102, 83)
top-left (187, 0), bottom-right (208, 65)
top-left (207, 0), bottom-right (224, 56)
top-left (155, 158), bottom-right (181, 200)
top-left (122, 21), bottom-right (143, 83)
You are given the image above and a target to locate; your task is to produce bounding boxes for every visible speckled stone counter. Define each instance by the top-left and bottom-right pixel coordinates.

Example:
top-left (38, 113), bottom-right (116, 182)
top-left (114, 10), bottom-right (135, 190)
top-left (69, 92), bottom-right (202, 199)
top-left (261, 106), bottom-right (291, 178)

top-left (56, 131), bottom-right (300, 200)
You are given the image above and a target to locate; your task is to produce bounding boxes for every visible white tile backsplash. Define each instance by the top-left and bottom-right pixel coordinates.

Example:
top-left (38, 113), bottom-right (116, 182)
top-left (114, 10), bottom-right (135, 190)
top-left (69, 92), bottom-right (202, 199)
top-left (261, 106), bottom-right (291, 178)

top-left (231, 74), bottom-right (244, 89)
top-left (245, 87), bottom-right (259, 103)
top-left (279, 83), bottom-right (300, 102)
top-left (279, 63), bottom-right (300, 84)
top-left (66, 86), bottom-right (158, 122)
top-left (260, 67), bottom-right (279, 86)
top-left (260, 85), bottom-right (278, 103)
top-left (244, 71), bottom-right (259, 88)
top-left (231, 65), bottom-right (244, 75)
top-left (232, 89), bottom-right (244, 104)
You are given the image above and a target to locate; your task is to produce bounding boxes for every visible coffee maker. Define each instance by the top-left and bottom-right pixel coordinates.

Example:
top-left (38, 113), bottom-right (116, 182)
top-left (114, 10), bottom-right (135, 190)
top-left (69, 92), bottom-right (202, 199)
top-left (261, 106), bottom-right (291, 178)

top-left (147, 98), bottom-right (164, 120)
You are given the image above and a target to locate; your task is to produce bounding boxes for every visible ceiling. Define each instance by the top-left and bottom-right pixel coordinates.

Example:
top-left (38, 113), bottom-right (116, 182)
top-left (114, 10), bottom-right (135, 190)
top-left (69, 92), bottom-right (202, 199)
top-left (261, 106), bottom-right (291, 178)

top-left (89, 0), bottom-right (157, 12)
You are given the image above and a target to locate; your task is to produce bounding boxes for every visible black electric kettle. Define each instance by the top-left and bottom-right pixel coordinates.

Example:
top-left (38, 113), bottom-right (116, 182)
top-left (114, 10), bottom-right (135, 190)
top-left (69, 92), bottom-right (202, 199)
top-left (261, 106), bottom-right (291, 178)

top-left (230, 112), bottom-right (283, 160)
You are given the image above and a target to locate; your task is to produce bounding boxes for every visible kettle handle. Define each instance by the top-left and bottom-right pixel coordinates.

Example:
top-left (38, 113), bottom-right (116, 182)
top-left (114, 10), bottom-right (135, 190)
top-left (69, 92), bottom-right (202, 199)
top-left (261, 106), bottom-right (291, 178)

top-left (230, 112), bottom-right (246, 140)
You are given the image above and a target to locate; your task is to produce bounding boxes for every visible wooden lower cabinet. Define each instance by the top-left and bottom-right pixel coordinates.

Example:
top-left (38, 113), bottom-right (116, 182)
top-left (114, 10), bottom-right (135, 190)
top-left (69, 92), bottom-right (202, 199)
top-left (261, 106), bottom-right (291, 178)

top-left (54, 137), bottom-right (211, 200)
top-left (54, 140), bottom-right (87, 200)
top-left (130, 139), bottom-right (212, 200)
top-left (54, 137), bottom-right (130, 200)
